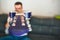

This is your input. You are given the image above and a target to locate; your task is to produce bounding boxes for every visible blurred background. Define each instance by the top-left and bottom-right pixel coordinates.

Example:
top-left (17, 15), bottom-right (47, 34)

top-left (0, 0), bottom-right (60, 40)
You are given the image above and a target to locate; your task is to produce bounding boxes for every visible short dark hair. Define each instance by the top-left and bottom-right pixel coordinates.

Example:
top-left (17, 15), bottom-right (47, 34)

top-left (14, 2), bottom-right (22, 6)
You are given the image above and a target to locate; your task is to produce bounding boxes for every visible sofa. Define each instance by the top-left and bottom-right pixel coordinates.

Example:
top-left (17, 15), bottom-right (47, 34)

top-left (0, 14), bottom-right (60, 40)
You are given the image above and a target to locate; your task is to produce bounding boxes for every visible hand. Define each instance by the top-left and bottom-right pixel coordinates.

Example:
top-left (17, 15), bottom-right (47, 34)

top-left (5, 28), bottom-right (9, 34)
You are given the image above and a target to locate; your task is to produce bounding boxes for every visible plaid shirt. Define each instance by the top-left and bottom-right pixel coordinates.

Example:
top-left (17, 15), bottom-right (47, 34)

top-left (7, 12), bottom-right (32, 36)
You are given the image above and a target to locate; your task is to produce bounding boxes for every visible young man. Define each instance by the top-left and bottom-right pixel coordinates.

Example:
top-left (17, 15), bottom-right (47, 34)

top-left (0, 2), bottom-right (32, 40)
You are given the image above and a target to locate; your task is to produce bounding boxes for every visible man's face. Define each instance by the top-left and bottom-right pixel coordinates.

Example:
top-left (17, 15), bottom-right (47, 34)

top-left (14, 5), bottom-right (23, 12)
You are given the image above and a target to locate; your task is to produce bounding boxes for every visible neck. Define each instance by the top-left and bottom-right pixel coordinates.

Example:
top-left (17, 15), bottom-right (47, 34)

top-left (16, 10), bottom-right (24, 13)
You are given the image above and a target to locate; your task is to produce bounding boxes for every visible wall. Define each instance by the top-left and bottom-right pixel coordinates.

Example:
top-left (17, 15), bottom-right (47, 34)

top-left (0, 0), bottom-right (1, 13)
top-left (58, 0), bottom-right (60, 14)
top-left (0, 0), bottom-right (59, 17)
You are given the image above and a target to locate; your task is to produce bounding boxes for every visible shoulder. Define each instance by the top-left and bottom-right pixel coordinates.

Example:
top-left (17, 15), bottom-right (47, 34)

top-left (24, 10), bottom-right (32, 13)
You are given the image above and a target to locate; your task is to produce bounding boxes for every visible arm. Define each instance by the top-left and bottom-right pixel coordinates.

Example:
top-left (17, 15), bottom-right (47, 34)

top-left (5, 15), bottom-right (10, 34)
top-left (5, 17), bottom-right (10, 28)
top-left (5, 22), bottom-right (9, 29)
top-left (26, 12), bottom-right (32, 32)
